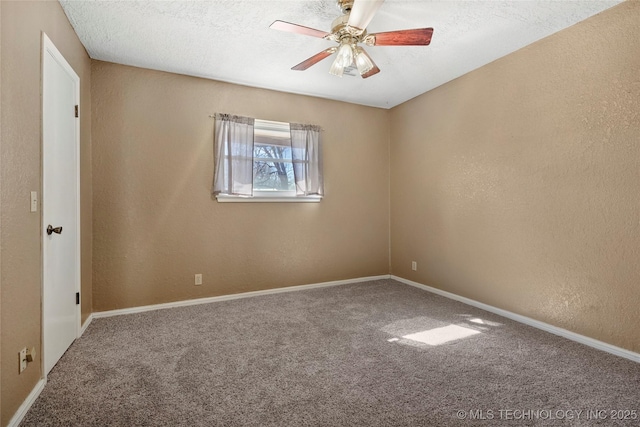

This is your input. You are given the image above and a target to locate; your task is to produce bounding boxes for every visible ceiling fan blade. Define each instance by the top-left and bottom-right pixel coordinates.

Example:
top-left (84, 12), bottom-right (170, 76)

top-left (361, 64), bottom-right (380, 79)
top-left (291, 47), bottom-right (338, 71)
top-left (270, 20), bottom-right (330, 39)
top-left (348, 0), bottom-right (385, 32)
top-left (369, 28), bottom-right (433, 46)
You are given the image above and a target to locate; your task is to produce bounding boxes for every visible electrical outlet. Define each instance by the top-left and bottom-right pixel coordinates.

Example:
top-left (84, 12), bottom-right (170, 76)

top-left (19, 348), bottom-right (27, 373)
top-left (411, 261), bottom-right (417, 271)
top-left (195, 274), bottom-right (202, 286)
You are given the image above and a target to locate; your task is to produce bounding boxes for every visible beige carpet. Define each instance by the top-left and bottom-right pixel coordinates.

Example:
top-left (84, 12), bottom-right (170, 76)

top-left (21, 279), bottom-right (640, 426)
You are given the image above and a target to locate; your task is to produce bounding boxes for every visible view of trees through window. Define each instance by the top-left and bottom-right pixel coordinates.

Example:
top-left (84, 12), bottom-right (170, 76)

top-left (253, 144), bottom-right (295, 191)
top-left (252, 119), bottom-right (296, 193)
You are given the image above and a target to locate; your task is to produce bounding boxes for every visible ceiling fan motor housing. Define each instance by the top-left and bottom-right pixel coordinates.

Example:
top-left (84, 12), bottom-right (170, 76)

top-left (330, 14), bottom-right (368, 43)
top-left (331, 14), bottom-right (349, 34)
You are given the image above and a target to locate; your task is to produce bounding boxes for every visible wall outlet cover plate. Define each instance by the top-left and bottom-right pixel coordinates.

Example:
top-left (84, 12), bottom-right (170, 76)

top-left (19, 348), bottom-right (27, 373)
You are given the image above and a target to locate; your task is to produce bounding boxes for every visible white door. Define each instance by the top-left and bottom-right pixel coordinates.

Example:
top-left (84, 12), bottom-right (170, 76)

top-left (42, 33), bottom-right (81, 375)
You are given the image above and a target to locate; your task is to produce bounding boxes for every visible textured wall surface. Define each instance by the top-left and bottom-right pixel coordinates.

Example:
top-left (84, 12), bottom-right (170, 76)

top-left (0, 1), bottom-right (92, 424)
top-left (390, 1), bottom-right (639, 353)
top-left (91, 61), bottom-right (390, 312)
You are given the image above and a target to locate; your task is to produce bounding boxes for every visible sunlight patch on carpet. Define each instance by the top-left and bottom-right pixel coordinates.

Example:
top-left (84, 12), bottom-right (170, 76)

top-left (403, 324), bottom-right (481, 346)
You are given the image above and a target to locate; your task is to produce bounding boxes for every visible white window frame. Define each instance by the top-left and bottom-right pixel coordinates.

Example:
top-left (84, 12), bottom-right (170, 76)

top-left (216, 193), bottom-right (321, 203)
top-left (216, 119), bottom-right (322, 203)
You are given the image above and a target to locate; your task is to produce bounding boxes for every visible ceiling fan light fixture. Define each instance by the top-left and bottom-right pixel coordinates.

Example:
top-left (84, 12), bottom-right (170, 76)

top-left (329, 41), bottom-right (354, 77)
top-left (329, 55), bottom-right (346, 77)
top-left (336, 42), bottom-right (354, 66)
top-left (355, 47), bottom-right (374, 75)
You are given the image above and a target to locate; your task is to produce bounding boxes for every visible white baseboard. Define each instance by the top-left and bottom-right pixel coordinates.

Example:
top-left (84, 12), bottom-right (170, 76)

top-left (392, 275), bottom-right (639, 363)
top-left (7, 378), bottom-right (46, 427)
top-left (93, 275), bottom-right (392, 319)
top-left (80, 314), bottom-right (93, 336)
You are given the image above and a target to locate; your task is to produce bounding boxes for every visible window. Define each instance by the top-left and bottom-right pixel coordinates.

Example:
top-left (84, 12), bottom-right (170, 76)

top-left (212, 114), bottom-right (323, 203)
top-left (252, 120), bottom-right (296, 197)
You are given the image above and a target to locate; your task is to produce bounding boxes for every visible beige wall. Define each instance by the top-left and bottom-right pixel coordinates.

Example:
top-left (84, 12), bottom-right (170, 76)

top-left (91, 61), bottom-right (390, 311)
top-left (0, 1), bottom-right (92, 424)
top-left (390, 1), bottom-right (640, 353)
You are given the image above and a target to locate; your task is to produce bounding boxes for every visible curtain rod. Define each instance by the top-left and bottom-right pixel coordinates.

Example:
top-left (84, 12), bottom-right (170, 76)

top-left (208, 114), bottom-right (323, 131)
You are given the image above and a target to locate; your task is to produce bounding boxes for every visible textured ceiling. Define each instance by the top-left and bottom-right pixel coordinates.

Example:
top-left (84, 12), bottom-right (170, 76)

top-left (59, 0), bottom-right (622, 109)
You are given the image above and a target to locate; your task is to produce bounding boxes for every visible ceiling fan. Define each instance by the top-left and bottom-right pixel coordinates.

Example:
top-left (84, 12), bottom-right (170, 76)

top-left (270, 0), bottom-right (433, 78)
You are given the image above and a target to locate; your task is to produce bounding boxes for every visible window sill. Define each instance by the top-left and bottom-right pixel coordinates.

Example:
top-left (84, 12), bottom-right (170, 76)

top-left (216, 195), bottom-right (322, 203)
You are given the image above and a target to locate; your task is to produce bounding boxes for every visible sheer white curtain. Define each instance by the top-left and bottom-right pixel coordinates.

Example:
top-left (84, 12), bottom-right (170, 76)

top-left (290, 123), bottom-right (324, 197)
top-left (212, 113), bottom-right (255, 196)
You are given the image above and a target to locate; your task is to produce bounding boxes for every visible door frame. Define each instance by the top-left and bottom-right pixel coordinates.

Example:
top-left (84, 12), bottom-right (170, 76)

top-left (41, 32), bottom-right (81, 376)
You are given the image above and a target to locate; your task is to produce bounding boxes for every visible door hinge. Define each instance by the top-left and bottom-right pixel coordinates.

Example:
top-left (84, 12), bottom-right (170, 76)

top-left (74, 105), bottom-right (79, 118)
top-left (76, 292), bottom-right (80, 305)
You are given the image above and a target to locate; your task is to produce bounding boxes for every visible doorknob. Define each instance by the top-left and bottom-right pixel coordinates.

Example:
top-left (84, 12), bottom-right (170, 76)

top-left (46, 225), bottom-right (63, 235)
